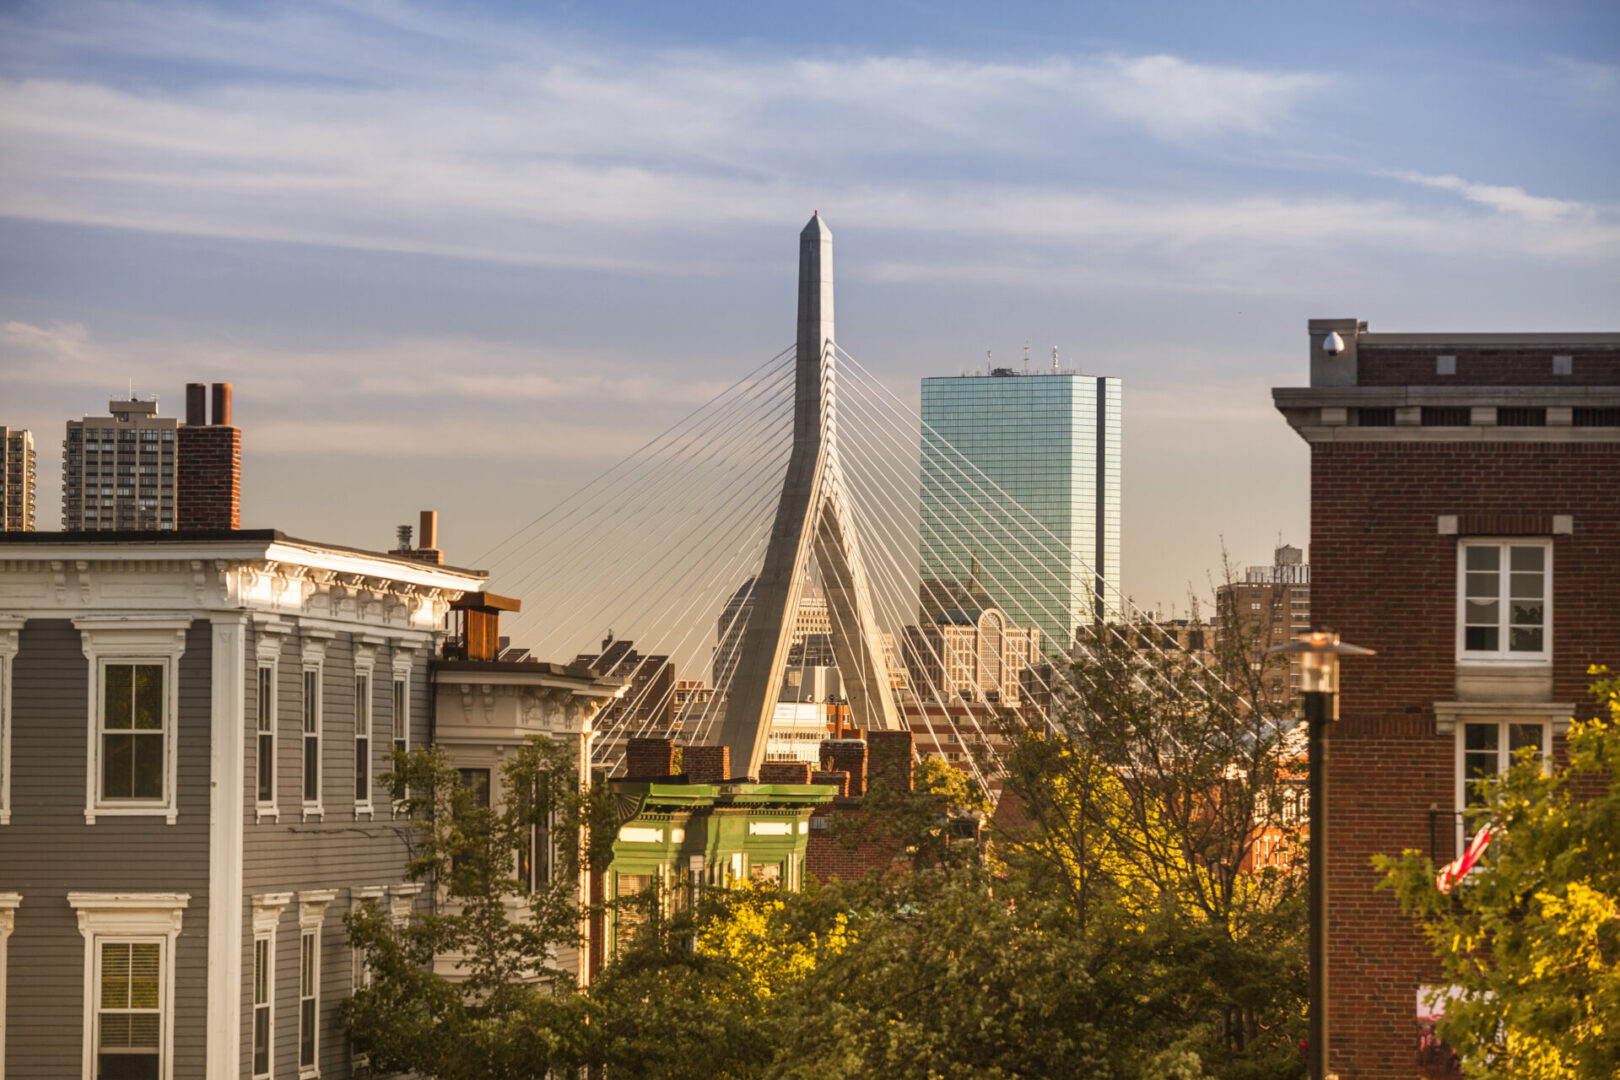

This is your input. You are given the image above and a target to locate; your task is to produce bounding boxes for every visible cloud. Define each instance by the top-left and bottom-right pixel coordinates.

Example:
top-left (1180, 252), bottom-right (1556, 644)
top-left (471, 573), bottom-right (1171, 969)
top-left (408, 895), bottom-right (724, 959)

top-left (1551, 56), bottom-right (1619, 110)
top-left (1394, 171), bottom-right (1589, 225)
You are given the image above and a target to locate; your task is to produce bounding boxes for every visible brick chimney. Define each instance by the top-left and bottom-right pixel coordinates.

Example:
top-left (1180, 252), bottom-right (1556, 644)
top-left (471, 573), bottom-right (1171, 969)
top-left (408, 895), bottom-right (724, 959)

top-left (683, 744), bottom-right (729, 784)
top-left (820, 738), bottom-right (867, 798)
top-left (625, 737), bottom-right (675, 779)
top-left (758, 760), bottom-right (811, 785)
top-left (865, 730), bottom-right (914, 794)
top-left (176, 381), bottom-right (241, 530)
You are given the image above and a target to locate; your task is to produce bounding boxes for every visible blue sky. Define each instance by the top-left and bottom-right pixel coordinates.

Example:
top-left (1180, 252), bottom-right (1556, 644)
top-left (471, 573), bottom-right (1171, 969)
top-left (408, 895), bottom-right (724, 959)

top-left (2, 0), bottom-right (1616, 621)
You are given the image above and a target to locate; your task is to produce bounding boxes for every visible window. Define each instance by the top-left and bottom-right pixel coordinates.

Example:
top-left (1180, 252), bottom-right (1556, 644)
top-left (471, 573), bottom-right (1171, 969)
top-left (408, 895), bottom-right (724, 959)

top-left (294, 889), bottom-right (335, 1079)
top-left (1, 617), bottom-right (18, 825)
top-left (70, 892), bottom-right (187, 1080)
top-left (1455, 719), bottom-right (1550, 856)
top-left (252, 935), bottom-right (273, 1078)
top-left (1458, 540), bottom-right (1550, 661)
top-left (299, 931), bottom-right (318, 1073)
top-left (100, 940), bottom-right (164, 1079)
top-left (391, 678), bottom-right (408, 761)
top-left (256, 665), bottom-right (276, 811)
top-left (103, 664), bottom-right (166, 802)
top-left (453, 768), bottom-right (491, 883)
top-left (78, 619), bottom-right (188, 824)
top-left (354, 673), bottom-right (371, 812)
top-left (302, 669), bottom-right (321, 809)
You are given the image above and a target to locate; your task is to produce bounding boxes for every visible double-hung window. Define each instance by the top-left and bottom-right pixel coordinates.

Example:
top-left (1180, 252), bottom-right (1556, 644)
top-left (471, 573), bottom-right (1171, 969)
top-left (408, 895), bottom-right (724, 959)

top-left (1453, 719), bottom-right (1550, 855)
top-left (299, 929), bottom-right (319, 1073)
top-left (391, 678), bottom-right (408, 762)
top-left (256, 665), bottom-right (276, 813)
top-left (102, 664), bottom-right (166, 803)
top-left (1458, 539), bottom-right (1550, 661)
top-left (354, 672), bottom-right (372, 814)
top-left (302, 668), bottom-right (322, 811)
top-left (70, 892), bottom-right (187, 1080)
top-left (252, 935), bottom-right (274, 1078)
top-left (98, 940), bottom-right (164, 1080)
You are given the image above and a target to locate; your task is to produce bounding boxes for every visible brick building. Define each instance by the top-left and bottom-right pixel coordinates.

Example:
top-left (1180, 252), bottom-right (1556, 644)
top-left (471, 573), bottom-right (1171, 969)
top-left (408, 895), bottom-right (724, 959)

top-left (1273, 320), bottom-right (1620, 1078)
top-left (1216, 544), bottom-right (1312, 697)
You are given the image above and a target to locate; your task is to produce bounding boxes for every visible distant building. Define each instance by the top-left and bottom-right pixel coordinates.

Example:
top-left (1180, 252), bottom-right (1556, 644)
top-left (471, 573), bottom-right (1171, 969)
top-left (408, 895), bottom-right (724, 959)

top-left (712, 575), bottom-right (831, 688)
top-left (920, 366), bottom-right (1121, 652)
top-left (574, 636), bottom-right (676, 760)
top-left (62, 398), bottom-right (180, 530)
top-left (1216, 544), bottom-right (1312, 697)
top-left (903, 605), bottom-right (1041, 707)
top-left (0, 427), bottom-right (36, 531)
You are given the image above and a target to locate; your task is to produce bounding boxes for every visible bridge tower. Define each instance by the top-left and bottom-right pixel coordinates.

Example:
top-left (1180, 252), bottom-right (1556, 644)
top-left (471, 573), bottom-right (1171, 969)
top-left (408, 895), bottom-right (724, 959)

top-left (717, 214), bottom-right (902, 777)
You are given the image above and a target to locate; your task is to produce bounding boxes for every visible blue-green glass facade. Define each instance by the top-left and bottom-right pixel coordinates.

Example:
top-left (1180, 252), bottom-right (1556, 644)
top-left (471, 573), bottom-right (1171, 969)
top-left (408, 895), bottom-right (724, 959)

top-left (919, 372), bottom-right (1121, 654)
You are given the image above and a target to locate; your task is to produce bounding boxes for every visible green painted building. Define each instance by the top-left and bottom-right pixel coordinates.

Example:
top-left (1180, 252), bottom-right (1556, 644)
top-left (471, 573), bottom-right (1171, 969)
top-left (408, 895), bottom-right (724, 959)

top-left (602, 775), bottom-right (835, 957)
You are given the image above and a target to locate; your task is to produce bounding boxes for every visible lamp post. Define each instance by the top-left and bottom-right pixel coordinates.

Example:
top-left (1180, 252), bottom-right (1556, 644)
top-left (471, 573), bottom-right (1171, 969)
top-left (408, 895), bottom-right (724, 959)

top-left (1269, 628), bottom-right (1373, 1080)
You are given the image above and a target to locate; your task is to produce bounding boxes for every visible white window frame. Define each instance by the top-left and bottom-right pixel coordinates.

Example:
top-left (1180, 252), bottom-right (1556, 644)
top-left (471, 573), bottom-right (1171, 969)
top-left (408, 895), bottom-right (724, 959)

top-left (0, 892), bottom-right (18, 1078)
top-left (250, 893), bottom-right (290, 1080)
top-left (0, 616), bottom-right (21, 825)
top-left (1456, 538), bottom-right (1552, 664)
top-left (391, 666), bottom-right (409, 818)
top-left (1452, 718), bottom-right (1552, 857)
top-left (300, 632), bottom-right (332, 822)
top-left (254, 663), bottom-right (278, 822)
top-left (69, 891), bottom-right (188, 1080)
top-left (75, 618), bottom-right (190, 825)
top-left (296, 890), bottom-right (336, 1080)
top-left (354, 665), bottom-right (373, 819)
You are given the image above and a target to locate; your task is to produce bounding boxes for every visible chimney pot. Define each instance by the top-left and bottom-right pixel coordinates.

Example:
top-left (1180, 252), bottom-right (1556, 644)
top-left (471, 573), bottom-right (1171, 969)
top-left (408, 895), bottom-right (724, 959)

top-left (419, 510), bottom-right (438, 550)
top-left (185, 383), bottom-right (207, 426)
top-left (211, 383), bottom-right (233, 426)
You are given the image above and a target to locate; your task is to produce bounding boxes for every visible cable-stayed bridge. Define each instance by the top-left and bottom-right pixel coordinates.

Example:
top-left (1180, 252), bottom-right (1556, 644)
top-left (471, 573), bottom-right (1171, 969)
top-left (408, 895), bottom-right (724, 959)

top-left (477, 215), bottom-right (1241, 803)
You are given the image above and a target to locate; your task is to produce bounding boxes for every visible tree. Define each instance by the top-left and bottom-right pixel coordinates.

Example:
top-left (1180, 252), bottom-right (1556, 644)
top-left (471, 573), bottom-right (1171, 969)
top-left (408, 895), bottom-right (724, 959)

top-left (990, 604), bottom-right (1309, 1079)
top-left (343, 737), bottom-right (612, 1079)
top-left (1377, 668), bottom-right (1620, 1080)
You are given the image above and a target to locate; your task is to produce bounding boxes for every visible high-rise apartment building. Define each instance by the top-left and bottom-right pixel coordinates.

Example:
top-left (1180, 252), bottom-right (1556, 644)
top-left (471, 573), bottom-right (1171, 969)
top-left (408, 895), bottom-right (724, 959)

top-left (0, 427), bottom-right (36, 530)
top-left (920, 367), bottom-right (1122, 654)
top-left (62, 398), bottom-right (180, 530)
top-left (1215, 544), bottom-right (1312, 696)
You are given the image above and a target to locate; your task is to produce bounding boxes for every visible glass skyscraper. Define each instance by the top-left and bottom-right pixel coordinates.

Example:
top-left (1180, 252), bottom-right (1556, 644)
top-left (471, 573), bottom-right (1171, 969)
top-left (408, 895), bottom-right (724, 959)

top-left (919, 369), bottom-right (1121, 655)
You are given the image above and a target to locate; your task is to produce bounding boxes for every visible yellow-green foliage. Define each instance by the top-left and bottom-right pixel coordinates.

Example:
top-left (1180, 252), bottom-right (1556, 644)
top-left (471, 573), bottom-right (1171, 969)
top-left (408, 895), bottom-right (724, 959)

top-left (1377, 668), bottom-right (1620, 1080)
top-left (695, 882), bottom-right (848, 1001)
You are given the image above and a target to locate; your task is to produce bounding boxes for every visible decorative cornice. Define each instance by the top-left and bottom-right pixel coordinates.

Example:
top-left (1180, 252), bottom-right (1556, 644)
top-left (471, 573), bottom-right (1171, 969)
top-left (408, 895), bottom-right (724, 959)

top-left (251, 892), bottom-right (293, 934)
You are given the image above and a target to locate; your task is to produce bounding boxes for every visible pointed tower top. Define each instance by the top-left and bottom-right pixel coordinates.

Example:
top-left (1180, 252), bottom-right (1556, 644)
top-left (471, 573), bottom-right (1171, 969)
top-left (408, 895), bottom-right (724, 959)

top-left (802, 211), bottom-right (831, 239)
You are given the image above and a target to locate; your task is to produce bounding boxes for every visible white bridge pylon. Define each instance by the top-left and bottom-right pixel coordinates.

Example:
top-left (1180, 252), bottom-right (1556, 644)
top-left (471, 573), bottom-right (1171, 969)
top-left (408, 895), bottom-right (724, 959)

top-left (718, 214), bottom-right (903, 777)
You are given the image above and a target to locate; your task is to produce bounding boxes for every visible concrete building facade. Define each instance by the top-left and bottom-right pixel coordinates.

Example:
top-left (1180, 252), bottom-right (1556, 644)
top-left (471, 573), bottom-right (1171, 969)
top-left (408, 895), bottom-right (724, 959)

top-left (0, 427), bottom-right (36, 531)
top-left (1272, 320), bottom-right (1620, 1078)
top-left (920, 368), bottom-right (1122, 653)
top-left (63, 400), bottom-right (181, 531)
top-left (0, 529), bottom-right (482, 1079)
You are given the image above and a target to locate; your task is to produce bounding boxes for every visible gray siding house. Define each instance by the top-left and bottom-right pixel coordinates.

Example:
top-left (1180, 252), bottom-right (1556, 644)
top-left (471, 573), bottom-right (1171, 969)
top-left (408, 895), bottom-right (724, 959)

top-left (0, 530), bottom-right (483, 1079)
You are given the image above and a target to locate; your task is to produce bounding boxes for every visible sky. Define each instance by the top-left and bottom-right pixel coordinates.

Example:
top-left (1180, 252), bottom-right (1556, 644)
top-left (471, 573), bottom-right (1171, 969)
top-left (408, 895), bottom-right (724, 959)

top-left (2, 0), bottom-right (1617, 633)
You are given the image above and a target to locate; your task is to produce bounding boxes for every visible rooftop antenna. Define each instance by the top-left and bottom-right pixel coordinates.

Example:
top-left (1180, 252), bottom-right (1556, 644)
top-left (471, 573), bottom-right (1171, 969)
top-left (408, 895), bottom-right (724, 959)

top-left (1023, 340), bottom-right (1029, 374)
top-left (1051, 346), bottom-right (1059, 374)
top-left (985, 348), bottom-right (992, 375)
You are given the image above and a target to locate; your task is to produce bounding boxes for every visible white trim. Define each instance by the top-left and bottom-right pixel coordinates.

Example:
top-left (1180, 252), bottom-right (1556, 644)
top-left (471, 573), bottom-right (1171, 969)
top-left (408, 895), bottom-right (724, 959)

top-left (353, 661), bottom-right (374, 819)
top-left (388, 881), bottom-right (425, 926)
top-left (249, 894), bottom-right (288, 1080)
top-left (0, 892), bottom-right (18, 1079)
top-left (301, 662), bottom-right (325, 821)
top-left (75, 617), bottom-right (189, 825)
top-left (1452, 716), bottom-right (1554, 858)
top-left (254, 658), bottom-right (279, 823)
top-left (0, 615), bottom-right (21, 825)
top-left (69, 892), bottom-right (188, 1080)
top-left (295, 911), bottom-right (325, 1080)
top-left (1456, 538), bottom-right (1553, 664)
top-left (206, 615), bottom-right (247, 1080)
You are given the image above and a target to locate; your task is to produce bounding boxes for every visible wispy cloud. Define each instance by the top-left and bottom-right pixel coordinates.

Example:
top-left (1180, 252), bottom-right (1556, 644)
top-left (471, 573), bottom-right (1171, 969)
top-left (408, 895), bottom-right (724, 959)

top-left (1394, 170), bottom-right (1590, 225)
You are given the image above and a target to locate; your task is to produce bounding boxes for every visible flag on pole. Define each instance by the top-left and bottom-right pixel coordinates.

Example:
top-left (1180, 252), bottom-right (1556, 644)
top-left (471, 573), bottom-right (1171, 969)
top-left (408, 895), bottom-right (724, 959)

top-left (1436, 822), bottom-right (1495, 893)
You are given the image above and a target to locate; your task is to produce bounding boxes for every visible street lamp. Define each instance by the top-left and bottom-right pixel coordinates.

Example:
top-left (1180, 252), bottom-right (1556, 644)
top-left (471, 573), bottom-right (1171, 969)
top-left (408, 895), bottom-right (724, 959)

top-left (1269, 628), bottom-right (1373, 1080)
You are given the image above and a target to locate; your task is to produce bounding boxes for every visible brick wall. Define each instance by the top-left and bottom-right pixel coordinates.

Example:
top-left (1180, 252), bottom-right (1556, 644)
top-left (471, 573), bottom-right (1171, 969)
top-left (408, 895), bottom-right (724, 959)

top-left (820, 739), bottom-right (867, 797)
top-left (866, 730), bottom-right (914, 793)
top-left (1313, 440), bottom-right (1620, 1078)
top-left (176, 425), bottom-right (241, 530)
top-left (758, 760), bottom-right (810, 785)
top-left (625, 737), bottom-right (675, 779)
top-left (1356, 347), bottom-right (1620, 387)
top-left (684, 744), bottom-right (729, 783)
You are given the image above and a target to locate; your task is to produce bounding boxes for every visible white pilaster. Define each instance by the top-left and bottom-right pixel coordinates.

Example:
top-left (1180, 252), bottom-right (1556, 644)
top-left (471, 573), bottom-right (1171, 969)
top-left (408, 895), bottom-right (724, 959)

top-left (207, 614), bottom-right (248, 1080)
